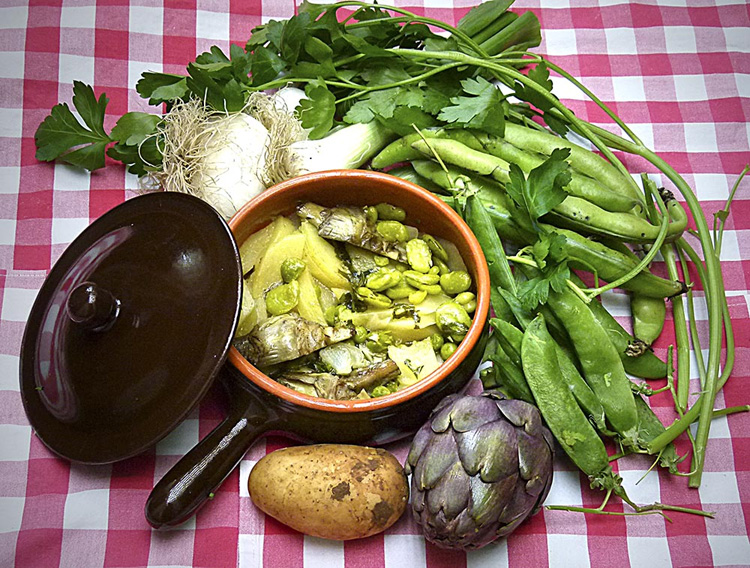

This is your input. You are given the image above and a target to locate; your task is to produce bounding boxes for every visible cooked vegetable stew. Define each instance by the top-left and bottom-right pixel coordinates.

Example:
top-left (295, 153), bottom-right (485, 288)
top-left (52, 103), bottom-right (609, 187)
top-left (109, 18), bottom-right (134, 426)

top-left (233, 202), bottom-right (475, 400)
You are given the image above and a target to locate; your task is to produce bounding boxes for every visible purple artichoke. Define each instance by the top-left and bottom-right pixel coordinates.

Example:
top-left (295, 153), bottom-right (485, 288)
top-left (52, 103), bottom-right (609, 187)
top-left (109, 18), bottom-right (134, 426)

top-left (405, 390), bottom-right (554, 549)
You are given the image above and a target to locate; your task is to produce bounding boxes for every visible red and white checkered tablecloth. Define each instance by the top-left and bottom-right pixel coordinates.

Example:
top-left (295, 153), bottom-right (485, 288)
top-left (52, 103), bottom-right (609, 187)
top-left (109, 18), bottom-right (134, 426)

top-left (1, 1), bottom-right (749, 566)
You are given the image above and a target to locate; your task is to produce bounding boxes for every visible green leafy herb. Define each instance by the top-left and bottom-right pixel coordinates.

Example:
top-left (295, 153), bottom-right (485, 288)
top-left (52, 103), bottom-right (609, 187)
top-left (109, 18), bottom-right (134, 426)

top-left (505, 147), bottom-right (571, 230)
top-left (438, 76), bottom-right (507, 137)
top-left (518, 232), bottom-right (570, 310)
top-left (34, 81), bottom-right (113, 170)
top-left (106, 112), bottom-right (162, 175)
top-left (299, 78), bottom-right (337, 138)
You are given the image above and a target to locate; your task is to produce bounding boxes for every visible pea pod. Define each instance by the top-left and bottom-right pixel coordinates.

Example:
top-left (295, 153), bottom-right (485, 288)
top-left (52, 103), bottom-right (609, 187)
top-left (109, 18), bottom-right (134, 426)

top-left (549, 225), bottom-right (685, 299)
top-left (549, 194), bottom-right (686, 244)
top-left (500, 122), bottom-right (645, 205)
top-left (633, 394), bottom-right (681, 473)
top-left (488, 347), bottom-right (535, 404)
top-left (371, 132), bottom-right (434, 169)
top-left (463, 194), bottom-right (516, 323)
top-left (536, 268), bottom-right (640, 446)
top-left (440, 128), bottom-right (640, 213)
top-left (492, 317), bottom-right (606, 431)
top-left (521, 314), bottom-right (611, 477)
top-left (631, 294), bottom-right (667, 346)
top-left (569, 273), bottom-right (668, 379)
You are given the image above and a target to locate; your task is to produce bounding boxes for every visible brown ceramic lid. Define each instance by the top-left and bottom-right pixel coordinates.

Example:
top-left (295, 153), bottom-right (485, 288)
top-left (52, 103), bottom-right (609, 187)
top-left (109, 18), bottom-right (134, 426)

top-left (19, 192), bottom-right (242, 464)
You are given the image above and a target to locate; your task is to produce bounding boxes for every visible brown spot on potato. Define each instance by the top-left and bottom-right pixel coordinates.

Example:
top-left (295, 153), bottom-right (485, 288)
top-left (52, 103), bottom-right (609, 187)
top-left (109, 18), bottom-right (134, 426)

top-left (331, 481), bottom-right (350, 501)
top-left (371, 500), bottom-right (394, 527)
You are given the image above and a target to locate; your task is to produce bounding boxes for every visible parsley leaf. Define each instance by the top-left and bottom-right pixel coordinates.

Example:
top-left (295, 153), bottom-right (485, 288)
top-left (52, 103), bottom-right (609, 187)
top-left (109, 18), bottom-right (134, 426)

top-left (299, 78), bottom-right (336, 139)
top-left (438, 76), bottom-right (507, 137)
top-left (105, 112), bottom-right (162, 175)
top-left (136, 73), bottom-right (189, 106)
top-left (110, 112), bottom-right (160, 146)
top-left (514, 62), bottom-right (569, 135)
top-left (505, 147), bottom-right (571, 230)
top-left (34, 81), bottom-right (113, 171)
top-left (518, 231), bottom-right (571, 310)
top-left (250, 46), bottom-right (286, 86)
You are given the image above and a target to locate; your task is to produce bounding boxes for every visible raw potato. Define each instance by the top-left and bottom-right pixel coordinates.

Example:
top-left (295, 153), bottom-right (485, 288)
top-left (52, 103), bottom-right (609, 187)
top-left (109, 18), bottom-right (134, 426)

top-left (248, 444), bottom-right (409, 540)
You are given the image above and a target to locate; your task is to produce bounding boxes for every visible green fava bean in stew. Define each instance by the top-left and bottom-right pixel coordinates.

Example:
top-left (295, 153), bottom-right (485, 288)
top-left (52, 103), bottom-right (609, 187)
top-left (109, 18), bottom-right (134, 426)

top-left (232, 201), bottom-right (478, 402)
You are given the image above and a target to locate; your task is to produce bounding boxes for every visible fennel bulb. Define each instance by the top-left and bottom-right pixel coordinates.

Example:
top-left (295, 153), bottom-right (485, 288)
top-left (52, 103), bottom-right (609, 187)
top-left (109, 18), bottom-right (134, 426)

top-left (190, 113), bottom-right (270, 219)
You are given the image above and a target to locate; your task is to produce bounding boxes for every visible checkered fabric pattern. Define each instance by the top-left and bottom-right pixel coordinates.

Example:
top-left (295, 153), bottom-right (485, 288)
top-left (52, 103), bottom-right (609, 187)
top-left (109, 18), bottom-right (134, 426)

top-left (1, 1), bottom-right (748, 566)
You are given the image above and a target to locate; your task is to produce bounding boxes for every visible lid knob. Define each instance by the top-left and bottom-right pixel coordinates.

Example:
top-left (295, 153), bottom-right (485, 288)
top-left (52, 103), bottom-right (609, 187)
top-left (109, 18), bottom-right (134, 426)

top-left (66, 282), bottom-right (120, 332)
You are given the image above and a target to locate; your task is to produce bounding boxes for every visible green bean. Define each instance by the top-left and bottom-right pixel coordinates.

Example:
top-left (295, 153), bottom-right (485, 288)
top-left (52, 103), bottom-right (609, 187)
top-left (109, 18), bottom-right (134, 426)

top-left (385, 281), bottom-right (417, 300)
top-left (376, 220), bottom-right (409, 242)
top-left (365, 267), bottom-right (401, 291)
top-left (403, 270), bottom-right (439, 289)
top-left (435, 301), bottom-right (471, 339)
top-left (440, 270), bottom-right (472, 295)
top-left (421, 234), bottom-right (449, 262)
top-left (631, 294), bottom-right (667, 346)
top-left (265, 280), bottom-right (300, 316)
top-left (405, 238), bottom-right (433, 273)
top-left (280, 258), bottom-right (306, 283)
top-left (408, 289), bottom-right (428, 304)
top-left (375, 202), bottom-right (406, 221)
top-left (454, 291), bottom-right (476, 309)
top-left (521, 314), bottom-right (612, 477)
top-left (356, 286), bottom-right (392, 308)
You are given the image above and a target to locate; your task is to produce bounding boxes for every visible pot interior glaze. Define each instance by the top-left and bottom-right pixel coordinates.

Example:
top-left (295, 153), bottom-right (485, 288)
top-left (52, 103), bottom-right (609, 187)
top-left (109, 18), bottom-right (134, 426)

top-left (227, 169), bottom-right (490, 413)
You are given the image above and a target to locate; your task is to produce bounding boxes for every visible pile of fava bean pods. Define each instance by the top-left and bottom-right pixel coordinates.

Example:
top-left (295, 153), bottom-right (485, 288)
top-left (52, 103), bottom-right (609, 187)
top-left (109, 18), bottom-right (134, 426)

top-left (371, 67), bottom-right (750, 517)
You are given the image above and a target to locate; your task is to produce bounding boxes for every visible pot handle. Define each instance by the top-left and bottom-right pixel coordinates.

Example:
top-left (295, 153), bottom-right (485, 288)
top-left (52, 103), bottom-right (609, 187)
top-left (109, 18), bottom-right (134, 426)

top-left (145, 369), bottom-right (276, 529)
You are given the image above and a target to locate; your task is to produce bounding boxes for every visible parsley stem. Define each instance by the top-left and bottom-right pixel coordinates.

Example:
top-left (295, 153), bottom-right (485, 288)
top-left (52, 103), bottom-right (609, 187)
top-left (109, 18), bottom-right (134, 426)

top-left (334, 62), bottom-right (464, 105)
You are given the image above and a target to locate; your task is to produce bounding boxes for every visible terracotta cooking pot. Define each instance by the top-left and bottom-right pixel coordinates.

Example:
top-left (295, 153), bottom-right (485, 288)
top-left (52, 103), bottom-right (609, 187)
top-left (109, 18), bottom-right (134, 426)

top-left (145, 170), bottom-right (490, 528)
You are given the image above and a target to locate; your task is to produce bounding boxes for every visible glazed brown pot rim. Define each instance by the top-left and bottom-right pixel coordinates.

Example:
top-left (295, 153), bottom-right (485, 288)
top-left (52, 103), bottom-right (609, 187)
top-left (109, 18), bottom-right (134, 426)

top-left (226, 169), bottom-right (490, 414)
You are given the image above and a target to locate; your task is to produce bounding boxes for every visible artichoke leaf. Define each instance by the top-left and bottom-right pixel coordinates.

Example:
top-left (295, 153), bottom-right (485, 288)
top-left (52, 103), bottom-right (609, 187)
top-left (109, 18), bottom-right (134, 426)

top-left (455, 420), bottom-right (519, 483)
top-left (516, 429), bottom-right (554, 486)
top-left (406, 423), bottom-right (434, 476)
top-left (413, 433), bottom-right (460, 490)
top-left (468, 473), bottom-right (517, 528)
top-left (425, 460), bottom-right (471, 519)
top-left (438, 396), bottom-right (501, 433)
top-left (494, 393), bottom-right (544, 432)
